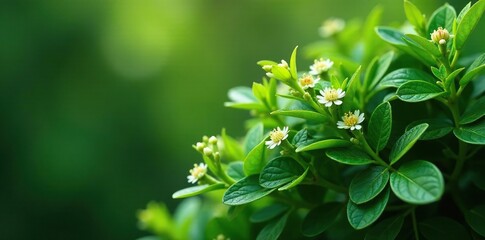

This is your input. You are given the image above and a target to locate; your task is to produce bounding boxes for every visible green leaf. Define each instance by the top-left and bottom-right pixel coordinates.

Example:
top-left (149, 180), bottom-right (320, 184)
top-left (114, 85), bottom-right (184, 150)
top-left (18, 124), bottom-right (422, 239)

top-left (223, 175), bottom-right (275, 206)
top-left (444, 67), bottom-right (465, 91)
top-left (172, 183), bottom-right (226, 199)
top-left (431, 65), bottom-right (447, 81)
top-left (465, 205), bottom-right (485, 237)
top-left (224, 102), bottom-right (266, 111)
top-left (390, 160), bottom-right (444, 204)
top-left (278, 167), bottom-right (309, 191)
top-left (257, 60), bottom-right (278, 67)
top-left (404, 0), bottom-right (426, 34)
top-left (250, 203), bottom-right (289, 223)
top-left (457, 2), bottom-right (471, 23)
top-left (460, 96), bottom-right (485, 124)
top-left (290, 46), bottom-right (298, 79)
top-left (271, 65), bottom-right (292, 81)
top-left (243, 140), bottom-right (266, 175)
top-left (291, 128), bottom-right (310, 147)
top-left (343, 65), bottom-right (362, 112)
top-left (389, 123), bottom-right (428, 164)
top-left (365, 215), bottom-right (404, 240)
top-left (244, 122), bottom-right (264, 155)
top-left (460, 53), bottom-right (485, 86)
top-left (364, 51), bottom-right (394, 92)
top-left (419, 217), bottom-right (470, 240)
top-left (427, 3), bottom-right (456, 36)
top-left (375, 27), bottom-right (435, 66)
top-left (407, 118), bottom-right (453, 140)
top-left (326, 147), bottom-right (375, 165)
top-left (222, 128), bottom-right (244, 161)
top-left (397, 80), bottom-right (445, 102)
top-left (368, 102), bottom-right (392, 152)
top-left (227, 86), bottom-right (257, 103)
top-left (380, 68), bottom-right (435, 89)
top-left (302, 203), bottom-right (342, 237)
top-left (227, 161), bottom-right (245, 181)
top-left (259, 157), bottom-right (304, 189)
top-left (350, 166), bottom-right (389, 204)
top-left (453, 120), bottom-right (485, 145)
top-left (347, 188), bottom-right (390, 230)
top-left (256, 212), bottom-right (289, 240)
top-left (455, 0), bottom-right (485, 50)
top-left (404, 34), bottom-right (441, 57)
top-left (252, 82), bottom-right (267, 103)
top-left (296, 139), bottom-right (351, 152)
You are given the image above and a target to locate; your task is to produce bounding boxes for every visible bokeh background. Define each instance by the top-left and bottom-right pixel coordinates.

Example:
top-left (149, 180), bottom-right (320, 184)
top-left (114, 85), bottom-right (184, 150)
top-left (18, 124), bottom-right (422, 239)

top-left (0, 0), bottom-right (480, 239)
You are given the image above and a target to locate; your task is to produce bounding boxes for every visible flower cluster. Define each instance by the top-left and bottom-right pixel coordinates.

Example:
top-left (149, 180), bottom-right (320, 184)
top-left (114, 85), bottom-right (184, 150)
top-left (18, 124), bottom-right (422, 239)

top-left (187, 163), bottom-right (208, 184)
top-left (430, 27), bottom-right (451, 45)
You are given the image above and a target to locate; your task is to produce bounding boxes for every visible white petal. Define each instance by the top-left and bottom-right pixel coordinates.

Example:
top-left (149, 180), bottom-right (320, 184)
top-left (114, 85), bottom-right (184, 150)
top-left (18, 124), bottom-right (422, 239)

top-left (334, 100), bottom-right (342, 105)
top-left (325, 101), bottom-right (333, 107)
top-left (265, 140), bottom-right (273, 146)
top-left (355, 125), bottom-right (362, 130)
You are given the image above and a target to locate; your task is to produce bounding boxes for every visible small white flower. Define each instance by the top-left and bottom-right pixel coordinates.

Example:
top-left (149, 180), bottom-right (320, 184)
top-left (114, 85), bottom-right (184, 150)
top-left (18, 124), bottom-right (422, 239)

top-left (187, 163), bottom-right (208, 184)
top-left (337, 110), bottom-right (365, 131)
top-left (265, 126), bottom-right (289, 149)
top-left (309, 58), bottom-right (334, 75)
top-left (317, 87), bottom-right (345, 107)
top-left (299, 74), bottom-right (320, 90)
top-left (319, 18), bottom-right (345, 38)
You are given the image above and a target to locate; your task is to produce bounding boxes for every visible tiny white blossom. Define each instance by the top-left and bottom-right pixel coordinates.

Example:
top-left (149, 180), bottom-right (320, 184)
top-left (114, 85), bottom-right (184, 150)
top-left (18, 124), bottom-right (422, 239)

top-left (309, 58), bottom-right (334, 75)
top-left (187, 163), bottom-right (208, 184)
top-left (337, 110), bottom-right (365, 131)
top-left (299, 74), bottom-right (320, 90)
top-left (265, 126), bottom-right (289, 149)
top-left (319, 18), bottom-right (345, 38)
top-left (317, 87), bottom-right (345, 107)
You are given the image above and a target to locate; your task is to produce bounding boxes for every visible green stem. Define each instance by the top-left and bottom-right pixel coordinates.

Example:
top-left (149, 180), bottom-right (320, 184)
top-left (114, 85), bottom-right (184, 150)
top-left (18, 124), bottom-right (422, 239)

top-left (353, 131), bottom-right (389, 168)
top-left (451, 140), bottom-right (467, 181)
top-left (411, 208), bottom-right (420, 240)
top-left (450, 50), bottom-right (460, 69)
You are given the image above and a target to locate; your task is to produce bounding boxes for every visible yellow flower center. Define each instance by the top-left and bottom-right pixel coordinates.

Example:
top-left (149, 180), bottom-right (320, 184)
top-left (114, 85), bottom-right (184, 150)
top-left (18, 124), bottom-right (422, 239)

top-left (191, 164), bottom-right (206, 178)
top-left (325, 89), bottom-right (339, 101)
top-left (343, 112), bottom-right (358, 126)
top-left (299, 75), bottom-right (314, 86)
top-left (270, 130), bottom-right (285, 143)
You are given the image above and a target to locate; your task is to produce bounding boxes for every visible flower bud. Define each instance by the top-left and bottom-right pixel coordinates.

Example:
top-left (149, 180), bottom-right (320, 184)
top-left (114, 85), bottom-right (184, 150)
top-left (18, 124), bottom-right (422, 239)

top-left (430, 27), bottom-right (450, 45)
top-left (209, 136), bottom-right (218, 145)
top-left (203, 147), bottom-right (213, 157)
top-left (262, 65), bottom-right (273, 72)
top-left (202, 136), bottom-right (209, 143)
top-left (196, 142), bottom-right (206, 151)
top-left (213, 152), bottom-right (221, 161)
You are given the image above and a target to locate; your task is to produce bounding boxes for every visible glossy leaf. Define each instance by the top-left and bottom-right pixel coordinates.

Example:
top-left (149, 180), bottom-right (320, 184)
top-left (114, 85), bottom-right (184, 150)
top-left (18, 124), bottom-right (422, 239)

top-left (444, 67), bottom-right (465, 91)
top-left (350, 166), bottom-right (389, 204)
top-left (457, 2), bottom-right (472, 23)
top-left (326, 147), bottom-right (374, 165)
top-left (224, 102), bottom-right (266, 111)
top-left (365, 215), bottom-right (404, 240)
top-left (404, 0), bottom-right (426, 33)
top-left (259, 157), bottom-right (304, 189)
top-left (390, 160), bottom-right (444, 204)
top-left (296, 139), bottom-right (350, 152)
top-left (227, 161), bottom-right (245, 181)
top-left (347, 188), bottom-right (390, 230)
top-left (455, 0), bottom-right (485, 50)
top-left (380, 68), bottom-right (435, 89)
top-left (368, 102), bottom-right (392, 152)
top-left (302, 202), bottom-right (342, 237)
top-left (389, 123), bottom-right (428, 164)
top-left (222, 128), bottom-right (245, 161)
top-left (290, 46), bottom-right (298, 79)
top-left (364, 51), bottom-right (394, 92)
top-left (397, 80), bottom-right (445, 102)
top-left (227, 86), bottom-right (257, 103)
top-left (271, 109), bottom-right (327, 122)
top-left (278, 167), bottom-right (309, 191)
top-left (465, 205), bottom-right (485, 237)
top-left (407, 118), bottom-right (453, 140)
top-left (256, 212), bottom-right (289, 240)
top-left (250, 203), bottom-right (289, 223)
top-left (223, 175), bottom-right (275, 206)
top-left (404, 34), bottom-right (441, 57)
top-left (460, 96), bottom-right (485, 124)
top-left (453, 120), bottom-right (485, 145)
top-left (244, 122), bottom-right (264, 155)
top-left (427, 3), bottom-right (456, 36)
top-left (172, 183), bottom-right (226, 199)
top-left (419, 217), bottom-right (470, 240)
top-left (243, 140), bottom-right (266, 175)
top-left (460, 53), bottom-right (485, 86)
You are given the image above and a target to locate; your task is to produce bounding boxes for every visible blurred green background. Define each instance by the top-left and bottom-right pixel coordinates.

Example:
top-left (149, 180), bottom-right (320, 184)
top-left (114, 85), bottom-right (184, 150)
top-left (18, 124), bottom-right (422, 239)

top-left (0, 0), bottom-right (479, 239)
